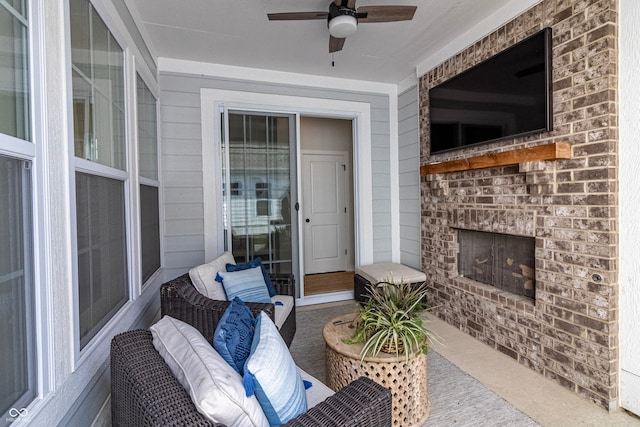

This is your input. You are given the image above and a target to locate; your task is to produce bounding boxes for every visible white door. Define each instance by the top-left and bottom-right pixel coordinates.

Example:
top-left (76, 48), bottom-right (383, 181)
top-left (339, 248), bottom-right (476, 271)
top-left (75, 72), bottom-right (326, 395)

top-left (302, 153), bottom-right (348, 274)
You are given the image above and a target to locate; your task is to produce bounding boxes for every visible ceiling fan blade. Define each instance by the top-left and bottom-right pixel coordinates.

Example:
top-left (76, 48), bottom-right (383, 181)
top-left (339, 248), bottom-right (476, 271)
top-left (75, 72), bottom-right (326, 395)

top-left (334, 0), bottom-right (357, 9)
top-left (357, 6), bottom-right (417, 23)
top-left (267, 11), bottom-right (328, 21)
top-left (329, 36), bottom-right (346, 53)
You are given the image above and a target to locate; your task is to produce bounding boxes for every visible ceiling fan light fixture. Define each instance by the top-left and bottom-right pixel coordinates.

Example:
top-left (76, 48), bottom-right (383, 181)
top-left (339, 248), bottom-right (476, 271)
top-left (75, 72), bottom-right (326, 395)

top-left (328, 14), bottom-right (357, 38)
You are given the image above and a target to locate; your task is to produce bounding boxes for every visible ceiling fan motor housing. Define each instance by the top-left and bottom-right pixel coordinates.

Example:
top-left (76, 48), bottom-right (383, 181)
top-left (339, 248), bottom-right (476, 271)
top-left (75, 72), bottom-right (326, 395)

top-left (328, 3), bottom-right (358, 38)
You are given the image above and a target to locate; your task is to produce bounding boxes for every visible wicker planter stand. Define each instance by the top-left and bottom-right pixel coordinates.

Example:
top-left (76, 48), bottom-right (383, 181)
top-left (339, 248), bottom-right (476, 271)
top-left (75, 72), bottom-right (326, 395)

top-left (323, 313), bottom-right (430, 427)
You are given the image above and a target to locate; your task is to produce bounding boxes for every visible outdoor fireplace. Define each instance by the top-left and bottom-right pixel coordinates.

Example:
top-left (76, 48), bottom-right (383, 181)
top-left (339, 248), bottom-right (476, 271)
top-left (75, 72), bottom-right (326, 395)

top-left (418, 0), bottom-right (619, 411)
top-left (457, 230), bottom-right (535, 299)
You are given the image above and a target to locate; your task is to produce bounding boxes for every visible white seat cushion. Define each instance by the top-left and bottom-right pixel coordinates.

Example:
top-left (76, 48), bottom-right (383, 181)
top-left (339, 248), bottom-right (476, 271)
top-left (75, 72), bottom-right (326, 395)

top-left (355, 262), bottom-right (426, 285)
top-left (189, 251), bottom-right (235, 299)
top-left (150, 316), bottom-right (269, 427)
top-left (299, 368), bottom-right (334, 409)
top-left (271, 294), bottom-right (294, 329)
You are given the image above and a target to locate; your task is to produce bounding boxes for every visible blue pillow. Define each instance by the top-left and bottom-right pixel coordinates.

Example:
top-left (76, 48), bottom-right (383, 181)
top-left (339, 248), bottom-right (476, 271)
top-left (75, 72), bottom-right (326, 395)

top-left (243, 312), bottom-right (307, 426)
top-left (213, 297), bottom-right (255, 374)
top-left (218, 267), bottom-right (272, 303)
top-left (226, 258), bottom-right (277, 297)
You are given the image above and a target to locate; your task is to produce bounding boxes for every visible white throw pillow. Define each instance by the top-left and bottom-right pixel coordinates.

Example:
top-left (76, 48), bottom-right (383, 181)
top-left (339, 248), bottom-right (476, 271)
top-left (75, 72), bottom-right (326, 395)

top-left (150, 316), bottom-right (269, 427)
top-left (189, 251), bottom-right (235, 299)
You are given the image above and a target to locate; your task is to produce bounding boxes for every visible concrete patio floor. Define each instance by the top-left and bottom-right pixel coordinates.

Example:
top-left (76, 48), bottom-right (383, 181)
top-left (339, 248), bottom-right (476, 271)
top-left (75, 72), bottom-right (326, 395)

top-left (427, 314), bottom-right (640, 426)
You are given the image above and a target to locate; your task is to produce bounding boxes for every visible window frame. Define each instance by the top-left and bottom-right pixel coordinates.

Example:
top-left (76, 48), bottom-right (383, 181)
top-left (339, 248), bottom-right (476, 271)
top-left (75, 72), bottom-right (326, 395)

top-left (134, 67), bottom-right (161, 288)
top-left (0, 0), bottom-right (164, 421)
top-left (69, 0), bottom-right (128, 171)
top-left (67, 0), bottom-right (136, 361)
top-left (0, 154), bottom-right (36, 424)
top-left (0, 0), bottom-right (31, 142)
top-left (66, 0), bottom-right (163, 361)
top-left (0, 0), bottom-right (54, 420)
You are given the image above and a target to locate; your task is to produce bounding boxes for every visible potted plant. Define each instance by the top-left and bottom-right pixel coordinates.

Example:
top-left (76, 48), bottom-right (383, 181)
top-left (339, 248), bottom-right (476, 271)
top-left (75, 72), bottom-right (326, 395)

top-left (346, 280), bottom-right (432, 361)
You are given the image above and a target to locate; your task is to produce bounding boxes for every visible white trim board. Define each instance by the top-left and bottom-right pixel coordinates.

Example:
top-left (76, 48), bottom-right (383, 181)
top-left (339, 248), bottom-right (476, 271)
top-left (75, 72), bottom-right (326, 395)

top-left (200, 89), bottom-right (374, 302)
top-left (618, 0), bottom-right (640, 417)
top-left (297, 291), bottom-right (355, 307)
top-left (388, 87), bottom-right (400, 262)
top-left (160, 57), bottom-right (397, 96)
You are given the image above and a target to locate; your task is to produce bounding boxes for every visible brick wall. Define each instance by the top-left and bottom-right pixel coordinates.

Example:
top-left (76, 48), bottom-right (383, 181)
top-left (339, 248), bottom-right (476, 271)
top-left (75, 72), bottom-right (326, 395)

top-left (419, 0), bottom-right (618, 410)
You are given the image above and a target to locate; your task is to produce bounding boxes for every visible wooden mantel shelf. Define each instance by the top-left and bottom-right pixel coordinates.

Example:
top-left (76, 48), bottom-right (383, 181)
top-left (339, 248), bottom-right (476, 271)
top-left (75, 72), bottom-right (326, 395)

top-left (420, 142), bottom-right (572, 175)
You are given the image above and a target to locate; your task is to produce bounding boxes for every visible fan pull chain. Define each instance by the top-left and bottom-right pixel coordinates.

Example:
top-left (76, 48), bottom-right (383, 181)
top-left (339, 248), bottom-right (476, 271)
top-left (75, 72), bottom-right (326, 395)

top-left (332, 53), bottom-right (335, 67)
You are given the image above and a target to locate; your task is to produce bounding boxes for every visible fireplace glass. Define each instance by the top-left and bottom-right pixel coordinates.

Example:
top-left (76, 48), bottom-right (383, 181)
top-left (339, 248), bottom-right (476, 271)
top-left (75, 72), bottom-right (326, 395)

top-left (458, 230), bottom-right (535, 299)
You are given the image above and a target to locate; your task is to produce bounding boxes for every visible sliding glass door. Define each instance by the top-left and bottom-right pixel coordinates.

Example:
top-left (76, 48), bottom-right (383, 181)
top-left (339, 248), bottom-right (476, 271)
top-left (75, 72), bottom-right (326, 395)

top-left (222, 111), bottom-right (297, 275)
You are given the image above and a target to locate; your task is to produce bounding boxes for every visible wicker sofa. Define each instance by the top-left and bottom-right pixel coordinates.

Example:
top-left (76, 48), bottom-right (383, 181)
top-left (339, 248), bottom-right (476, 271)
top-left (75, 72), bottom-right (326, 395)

top-left (110, 327), bottom-right (393, 426)
top-left (160, 271), bottom-right (296, 346)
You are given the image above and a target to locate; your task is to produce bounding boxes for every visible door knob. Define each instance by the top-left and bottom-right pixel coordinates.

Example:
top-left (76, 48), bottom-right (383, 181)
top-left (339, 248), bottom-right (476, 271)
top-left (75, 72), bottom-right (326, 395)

top-left (305, 218), bottom-right (310, 223)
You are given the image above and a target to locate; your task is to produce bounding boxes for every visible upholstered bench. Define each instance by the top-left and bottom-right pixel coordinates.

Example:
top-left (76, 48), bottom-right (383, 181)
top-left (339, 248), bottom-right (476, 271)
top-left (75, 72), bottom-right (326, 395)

top-left (354, 262), bottom-right (427, 303)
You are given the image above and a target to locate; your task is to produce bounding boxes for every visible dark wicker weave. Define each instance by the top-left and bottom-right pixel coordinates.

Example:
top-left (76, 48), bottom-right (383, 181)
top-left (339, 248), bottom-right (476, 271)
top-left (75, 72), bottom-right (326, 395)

top-left (111, 330), bottom-right (392, 427)
top-left (282, 376), bottom-right (393, 427)
top-left (354, 273), bottom-right (372, 303)
top-left (161, 272), bottom-right (296, 346)
top-left (111, 329), bottom-right (219, 427)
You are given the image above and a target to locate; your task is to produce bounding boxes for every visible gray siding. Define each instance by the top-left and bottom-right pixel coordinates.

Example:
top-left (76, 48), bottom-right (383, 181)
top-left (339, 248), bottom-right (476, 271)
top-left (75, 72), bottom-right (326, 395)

top-left (160, 72), bottom-right (392, 279)
top-left (60, 297), bottom-right (160, 426)
top-left (398, 86), bottom-right (421, 269)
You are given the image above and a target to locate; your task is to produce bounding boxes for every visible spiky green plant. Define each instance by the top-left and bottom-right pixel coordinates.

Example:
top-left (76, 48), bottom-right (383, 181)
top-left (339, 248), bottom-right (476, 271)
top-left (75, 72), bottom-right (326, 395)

top-left (345, 280), bottom-right (432, 361)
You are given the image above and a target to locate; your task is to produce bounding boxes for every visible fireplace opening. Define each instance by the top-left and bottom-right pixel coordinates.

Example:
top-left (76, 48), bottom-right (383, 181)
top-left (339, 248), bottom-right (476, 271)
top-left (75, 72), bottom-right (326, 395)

top-left (457, 229), bottom-right (535, 299)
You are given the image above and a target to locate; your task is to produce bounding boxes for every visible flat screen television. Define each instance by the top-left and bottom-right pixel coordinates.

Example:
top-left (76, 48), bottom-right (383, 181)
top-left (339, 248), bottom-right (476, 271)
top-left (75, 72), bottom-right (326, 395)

top-left (429, 27), bottom-right (553, 154)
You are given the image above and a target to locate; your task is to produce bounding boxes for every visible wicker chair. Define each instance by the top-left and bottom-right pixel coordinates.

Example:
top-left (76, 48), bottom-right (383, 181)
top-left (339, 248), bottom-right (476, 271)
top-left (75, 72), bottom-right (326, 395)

top-left (160, 272), bottom-right (296, 346)
top-left (111, 330), bottom-right (392, 427)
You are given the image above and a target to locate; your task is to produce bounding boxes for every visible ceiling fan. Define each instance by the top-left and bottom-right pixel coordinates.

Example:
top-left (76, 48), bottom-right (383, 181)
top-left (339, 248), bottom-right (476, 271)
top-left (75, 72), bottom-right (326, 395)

top-left (267, 0), bottom-right (417, 53)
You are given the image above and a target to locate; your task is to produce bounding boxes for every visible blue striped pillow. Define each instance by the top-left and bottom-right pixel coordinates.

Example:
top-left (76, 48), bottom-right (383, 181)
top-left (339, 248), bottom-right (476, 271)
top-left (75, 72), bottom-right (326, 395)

top-left (226, 258), bottom-right (277, 297)
top-left (218, 267), bottom-right (271, 303)
top-left (243, 312), bottom-right (307, 426)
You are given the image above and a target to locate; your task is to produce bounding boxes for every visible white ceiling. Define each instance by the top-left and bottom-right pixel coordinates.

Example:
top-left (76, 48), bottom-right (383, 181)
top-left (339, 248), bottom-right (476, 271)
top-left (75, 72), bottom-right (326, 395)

top-left (128, 0), bottom-right (537, 85)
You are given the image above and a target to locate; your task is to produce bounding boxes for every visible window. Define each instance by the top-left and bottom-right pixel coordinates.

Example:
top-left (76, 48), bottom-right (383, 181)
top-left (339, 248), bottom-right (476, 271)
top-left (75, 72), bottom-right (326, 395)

top-left (0, 155), bottom-right (35, 423)
top-left (75, 172), bottom-right (128, 348)
top-left (70, 0), bottom-right (126, 170)
top-left (0, 2), bottom-right (36, 422)
top-left (230, 182), bottom-right (242, 196)
top-left (255, 182), bottom-right (269, 199)
top-left (0, 1), bottom-right (30, 141)
top-left (137, 74), bottom-right (160, 283)
top-left (70, 0), bottom-right (129, 349)
top-left (255, 182), bottom-right (270, 216)
top-left (256, 200), bottom-right (270, 216)
top-left (140, 185), bottom-right (160, 283)
top-left (137, 75), bottom-right (157, 181)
